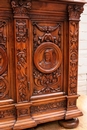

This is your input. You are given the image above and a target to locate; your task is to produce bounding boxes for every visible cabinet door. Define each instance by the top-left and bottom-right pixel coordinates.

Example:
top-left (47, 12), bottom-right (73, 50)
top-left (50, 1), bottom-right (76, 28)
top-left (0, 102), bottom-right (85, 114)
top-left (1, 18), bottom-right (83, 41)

top-left (31, 22), bottom-right (64, 98)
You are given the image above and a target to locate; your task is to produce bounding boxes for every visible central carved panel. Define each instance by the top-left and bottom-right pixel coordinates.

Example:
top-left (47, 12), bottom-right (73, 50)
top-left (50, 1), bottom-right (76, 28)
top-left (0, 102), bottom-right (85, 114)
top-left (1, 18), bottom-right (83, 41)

top-left (33, 23), bottom-right (63, 95)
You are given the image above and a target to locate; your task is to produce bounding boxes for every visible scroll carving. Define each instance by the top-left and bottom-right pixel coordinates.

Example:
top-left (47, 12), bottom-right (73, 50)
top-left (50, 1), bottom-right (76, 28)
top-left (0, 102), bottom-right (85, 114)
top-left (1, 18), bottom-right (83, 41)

top-left (0, 20), bottom-right (8, 99)
top-left (69, 22), bottom-right (78, 95)
top-left (33, 68), bottom-right (61, 95)
top-left (11, 0), bottom-right (31, 16)
top-left (16, 20), bottom-right (28, 42)
top-left (68, 5), bottom-right (84, 20)
top-left (31, 100), bottom-right (66, 114)
top-left (33, 23), bottom-right (62, 95)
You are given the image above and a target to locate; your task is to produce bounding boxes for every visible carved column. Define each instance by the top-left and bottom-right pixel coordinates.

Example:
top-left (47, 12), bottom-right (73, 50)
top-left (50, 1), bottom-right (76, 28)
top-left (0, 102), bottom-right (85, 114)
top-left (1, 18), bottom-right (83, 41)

top-left (11, 0), bottom-right (36, 129)
top-left (66, 4), bottom-right (84, 119)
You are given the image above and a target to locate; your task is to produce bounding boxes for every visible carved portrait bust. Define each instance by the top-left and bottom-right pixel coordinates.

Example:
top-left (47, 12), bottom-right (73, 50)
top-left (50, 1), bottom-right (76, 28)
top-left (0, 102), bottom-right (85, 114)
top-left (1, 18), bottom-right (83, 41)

top-left (34, 42), bottom-right (62, 73)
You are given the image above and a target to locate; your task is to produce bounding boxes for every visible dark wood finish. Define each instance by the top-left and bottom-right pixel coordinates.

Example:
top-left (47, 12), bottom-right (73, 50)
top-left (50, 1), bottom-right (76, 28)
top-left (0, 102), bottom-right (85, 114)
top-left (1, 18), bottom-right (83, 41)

top-left (0, 0), bottom-right (86, 130)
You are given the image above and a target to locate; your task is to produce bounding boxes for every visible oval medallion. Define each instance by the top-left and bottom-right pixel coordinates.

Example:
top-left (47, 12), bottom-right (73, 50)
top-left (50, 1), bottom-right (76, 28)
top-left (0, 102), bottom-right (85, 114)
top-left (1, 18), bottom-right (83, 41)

top-left (34, 42), bottom-right (62, 73)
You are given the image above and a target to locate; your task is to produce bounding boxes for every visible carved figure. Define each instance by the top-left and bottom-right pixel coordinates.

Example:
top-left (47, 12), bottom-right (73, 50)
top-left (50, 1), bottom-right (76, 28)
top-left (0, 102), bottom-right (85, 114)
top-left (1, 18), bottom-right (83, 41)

top-left (39, 49), bottom-right (56, 69)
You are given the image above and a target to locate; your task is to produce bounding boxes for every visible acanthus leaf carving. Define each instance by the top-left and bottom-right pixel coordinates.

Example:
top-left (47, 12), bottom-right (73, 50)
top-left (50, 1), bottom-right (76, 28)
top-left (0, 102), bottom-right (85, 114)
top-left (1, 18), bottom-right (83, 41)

top-left (33, 67), bottom-right (61, 95)
top-left (68, 4), bottom-right (84, 20)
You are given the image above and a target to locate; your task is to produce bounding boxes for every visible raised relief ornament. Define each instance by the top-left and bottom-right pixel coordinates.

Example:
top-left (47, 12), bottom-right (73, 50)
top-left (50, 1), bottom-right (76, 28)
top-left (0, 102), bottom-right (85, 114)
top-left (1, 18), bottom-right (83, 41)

top-left (34, 42), bottom-right (62, 73)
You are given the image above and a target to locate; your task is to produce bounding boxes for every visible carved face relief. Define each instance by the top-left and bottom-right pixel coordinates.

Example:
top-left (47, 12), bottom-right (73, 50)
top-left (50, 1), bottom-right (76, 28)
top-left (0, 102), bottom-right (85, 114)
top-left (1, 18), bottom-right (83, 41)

top-left (34, 42), bottom-right (62, 73)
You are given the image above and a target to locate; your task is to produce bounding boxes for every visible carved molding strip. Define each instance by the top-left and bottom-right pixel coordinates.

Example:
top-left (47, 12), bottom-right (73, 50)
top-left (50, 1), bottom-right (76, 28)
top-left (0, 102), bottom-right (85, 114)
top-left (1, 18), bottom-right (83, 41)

top-left (31, 100), bottom-right (66, 114)
top-left (11, 0), bottom-right (31, 16)
top-left (68, 4), bottom-right (84, 20)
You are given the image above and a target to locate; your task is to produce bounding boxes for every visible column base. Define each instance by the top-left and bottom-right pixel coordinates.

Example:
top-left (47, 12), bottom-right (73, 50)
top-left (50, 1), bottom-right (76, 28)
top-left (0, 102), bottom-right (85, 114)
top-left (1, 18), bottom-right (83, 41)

top-left (58, 118), bottom-right (79, 129)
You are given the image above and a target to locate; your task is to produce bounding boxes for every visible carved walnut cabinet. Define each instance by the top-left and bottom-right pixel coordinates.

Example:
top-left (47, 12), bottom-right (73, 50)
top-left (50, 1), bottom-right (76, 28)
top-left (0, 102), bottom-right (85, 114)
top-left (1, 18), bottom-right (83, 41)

top-left (0, 0), bottom-right (86, 130)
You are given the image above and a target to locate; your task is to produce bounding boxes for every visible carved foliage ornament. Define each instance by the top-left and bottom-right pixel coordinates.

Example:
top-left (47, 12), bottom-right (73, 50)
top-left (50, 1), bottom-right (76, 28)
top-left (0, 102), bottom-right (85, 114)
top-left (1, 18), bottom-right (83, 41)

top-left (0, 108), bottom-right (15, 119)
top-left (16, 20), bottom-right (28, 42)
top-left (0, 20), bottom-right (8, 99)
top-left (17, 49), bottom-right (27, 102)
top-left (11, 0), bottom-right (31, 15)
top-left (33, 23), bottom-right (62, 95)
top-left (68, 5), bottom-right (84, 20)
top-left (31, 100), bottom-right (66, 114)
top-left (33, 23), bottom-right (61, 51)
top-left (69, 22), bottom-right (78, 95)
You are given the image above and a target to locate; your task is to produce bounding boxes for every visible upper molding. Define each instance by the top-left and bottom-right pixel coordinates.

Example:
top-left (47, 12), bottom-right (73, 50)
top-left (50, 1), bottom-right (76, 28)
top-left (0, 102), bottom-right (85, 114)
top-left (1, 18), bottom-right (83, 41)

top-left (11, 0), bottom-right (31, 17)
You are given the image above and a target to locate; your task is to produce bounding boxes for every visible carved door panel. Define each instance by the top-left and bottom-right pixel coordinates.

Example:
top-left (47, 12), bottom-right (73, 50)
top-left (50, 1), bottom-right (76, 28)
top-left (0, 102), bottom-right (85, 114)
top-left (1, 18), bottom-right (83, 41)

top-left (31, 22), bottom-right (64, 97)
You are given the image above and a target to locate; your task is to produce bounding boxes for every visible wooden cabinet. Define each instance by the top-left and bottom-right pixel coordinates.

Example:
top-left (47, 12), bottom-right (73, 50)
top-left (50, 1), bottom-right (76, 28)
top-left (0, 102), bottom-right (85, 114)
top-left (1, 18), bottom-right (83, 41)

top-left (0, 0), bottom-right (86, 130)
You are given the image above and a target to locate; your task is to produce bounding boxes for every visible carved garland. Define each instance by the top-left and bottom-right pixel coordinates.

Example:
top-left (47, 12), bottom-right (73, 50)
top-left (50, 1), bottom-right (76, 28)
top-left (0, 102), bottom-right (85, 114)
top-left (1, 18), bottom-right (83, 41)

top-left (33, 23), bottom-right (62, 95)
top-left (31, 100), bottom-right (66, 114)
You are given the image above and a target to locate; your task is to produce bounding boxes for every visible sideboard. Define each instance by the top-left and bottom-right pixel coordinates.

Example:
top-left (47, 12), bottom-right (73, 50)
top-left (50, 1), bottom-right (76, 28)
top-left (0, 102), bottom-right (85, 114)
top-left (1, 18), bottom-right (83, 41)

top-left (0, 0), bottom-right (86, 130)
